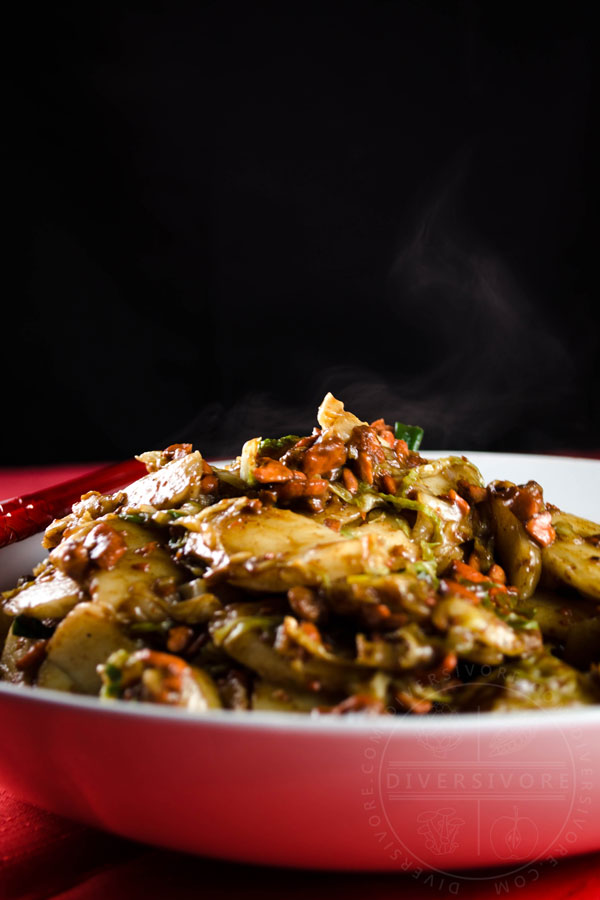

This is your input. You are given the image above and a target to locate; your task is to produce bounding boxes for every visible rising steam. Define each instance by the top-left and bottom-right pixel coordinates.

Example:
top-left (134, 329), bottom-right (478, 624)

top-left (176, 170), bottom-right (578, 458)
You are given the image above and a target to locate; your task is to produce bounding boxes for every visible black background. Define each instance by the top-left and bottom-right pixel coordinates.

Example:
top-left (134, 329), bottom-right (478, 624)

top-left (5, 1), bottom-right (596, 465)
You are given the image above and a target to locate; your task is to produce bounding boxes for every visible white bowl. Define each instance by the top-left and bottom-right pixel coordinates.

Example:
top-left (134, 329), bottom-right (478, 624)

top-left (1, 452), bottom-right (599, 876)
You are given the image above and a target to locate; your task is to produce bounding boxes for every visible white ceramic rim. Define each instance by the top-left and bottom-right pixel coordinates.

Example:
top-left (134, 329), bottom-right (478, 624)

top-left (2, 681), bottom-right (600, 735)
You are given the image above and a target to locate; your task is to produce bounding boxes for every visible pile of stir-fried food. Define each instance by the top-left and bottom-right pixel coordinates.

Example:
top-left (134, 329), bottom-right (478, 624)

top-left (2, 394), bottom-right (600, 715)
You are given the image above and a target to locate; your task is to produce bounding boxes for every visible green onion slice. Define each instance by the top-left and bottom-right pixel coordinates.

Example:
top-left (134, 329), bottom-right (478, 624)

top-left (394, 422), bottom-right (424, 451)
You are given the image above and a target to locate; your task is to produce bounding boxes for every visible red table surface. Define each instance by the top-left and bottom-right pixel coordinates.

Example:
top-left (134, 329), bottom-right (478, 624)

top-left (2, 461), bottom-right (600, 900)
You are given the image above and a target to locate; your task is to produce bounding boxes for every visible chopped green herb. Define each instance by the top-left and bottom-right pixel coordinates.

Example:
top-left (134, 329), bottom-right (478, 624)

top-left (119, 513), bottom-right (145, 525)
top-left (516, 619), bottom-right (541, 631)
top-left (394, 422), bottom-right (424, 451)
top-left (103, 662), bottom-right (122, 682)
top-left (258, 435), bottom-right (301, 456)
